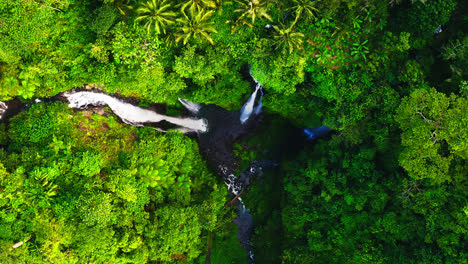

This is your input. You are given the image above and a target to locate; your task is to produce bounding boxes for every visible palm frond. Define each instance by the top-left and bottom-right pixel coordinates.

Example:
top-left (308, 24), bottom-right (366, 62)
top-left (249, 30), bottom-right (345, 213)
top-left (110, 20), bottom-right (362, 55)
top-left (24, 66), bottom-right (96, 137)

top-left (136, 0), bottom-right (177, 35)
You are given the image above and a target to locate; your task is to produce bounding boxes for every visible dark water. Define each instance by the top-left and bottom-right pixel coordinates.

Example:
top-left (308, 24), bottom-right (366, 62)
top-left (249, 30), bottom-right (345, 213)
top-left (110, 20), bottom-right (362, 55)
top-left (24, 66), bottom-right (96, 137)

top-left (0, 82), bottom-right (331, 264)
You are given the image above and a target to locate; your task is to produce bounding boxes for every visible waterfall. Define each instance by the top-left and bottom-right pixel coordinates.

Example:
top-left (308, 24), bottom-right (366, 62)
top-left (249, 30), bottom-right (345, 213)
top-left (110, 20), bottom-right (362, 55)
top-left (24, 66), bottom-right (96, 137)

top-left (253, 88), bottom-right (263, 115)
top-left (239, 85), bottom-right (260, 124)
top-left (1, 66), bottom-right (331, 263)
top-left (240, 73), bottom-right (263, 124)
top-left (64, 91), bottom-right (208, 133)
top-left (0, 101), bottom-right (7, 120)
top-left (178, 98), bottom-right (201, 114)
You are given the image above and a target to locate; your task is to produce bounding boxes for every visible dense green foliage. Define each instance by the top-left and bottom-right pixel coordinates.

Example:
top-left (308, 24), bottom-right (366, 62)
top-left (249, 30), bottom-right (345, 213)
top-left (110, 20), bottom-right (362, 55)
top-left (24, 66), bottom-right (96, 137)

top-left (1, 0), bottom-right (467, 263)
top-left (0, 103), bottom-right (238, 262)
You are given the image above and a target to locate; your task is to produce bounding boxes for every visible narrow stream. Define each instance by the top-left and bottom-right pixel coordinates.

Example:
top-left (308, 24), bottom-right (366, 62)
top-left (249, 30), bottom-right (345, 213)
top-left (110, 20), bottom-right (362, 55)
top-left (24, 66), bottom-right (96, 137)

top-left (0, 70), bottom-right (329, 263)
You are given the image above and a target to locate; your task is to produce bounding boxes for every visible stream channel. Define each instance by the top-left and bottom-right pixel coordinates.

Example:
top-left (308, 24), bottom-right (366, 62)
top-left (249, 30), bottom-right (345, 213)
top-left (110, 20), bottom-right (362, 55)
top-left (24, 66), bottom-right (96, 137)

top-left (0, 69), bottom-right (331, 264)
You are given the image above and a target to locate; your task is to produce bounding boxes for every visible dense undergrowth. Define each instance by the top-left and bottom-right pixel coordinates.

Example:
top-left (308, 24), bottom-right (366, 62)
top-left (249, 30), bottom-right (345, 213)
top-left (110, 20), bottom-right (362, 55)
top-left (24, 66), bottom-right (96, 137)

top-left (0, 0), bottom-right (467, 263)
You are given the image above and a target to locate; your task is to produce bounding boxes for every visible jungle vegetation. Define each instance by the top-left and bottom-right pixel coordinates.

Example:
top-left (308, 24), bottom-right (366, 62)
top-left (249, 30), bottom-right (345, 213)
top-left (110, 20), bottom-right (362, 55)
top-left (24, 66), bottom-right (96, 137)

top-left (0, 0), bottom-right (467, 263)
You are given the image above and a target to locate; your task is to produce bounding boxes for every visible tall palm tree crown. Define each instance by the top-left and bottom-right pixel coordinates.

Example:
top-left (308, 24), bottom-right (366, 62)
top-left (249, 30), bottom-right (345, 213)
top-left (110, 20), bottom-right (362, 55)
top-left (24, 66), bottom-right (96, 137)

top-left (175, 8), bottom-right (218, 45)
top-left (233, 0), bottom-right (272, 29)
top-left (135, 0), bottom-right (177, 34)
top-left (273, 22), bottom-right (304, 53)
top-left (289, 0), bottom-right (319, 25)
top-left (179, 0), bottom-right (217, 15)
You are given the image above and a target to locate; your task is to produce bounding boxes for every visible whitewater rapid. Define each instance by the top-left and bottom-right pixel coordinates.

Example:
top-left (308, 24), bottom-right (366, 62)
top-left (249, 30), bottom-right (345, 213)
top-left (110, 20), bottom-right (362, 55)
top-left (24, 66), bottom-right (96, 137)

top-left (64, 91), bottom-right (208, 133)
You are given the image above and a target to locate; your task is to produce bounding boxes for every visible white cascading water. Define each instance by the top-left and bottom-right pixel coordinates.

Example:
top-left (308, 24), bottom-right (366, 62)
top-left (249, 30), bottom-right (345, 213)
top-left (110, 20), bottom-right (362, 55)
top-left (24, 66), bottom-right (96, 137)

top-left (240, 72), bottom-right (263, 124)
top-left (237, 197), bottom-right (255, 262)
top-left (233, 72), bottom-right (266, 262)
top-left (1, 76), bottom-right (263, 262)
top-left (178, 98), bottom-right (201, 114)
top-left (218, 165), bottom-right (242, 195)
top-left (64, 91), bottom-right (208, 133)
top-left (239, 86), bottom-right (259, 124)
top-left (0, 101), bottom-right (7, 120)
top-left (253, 88), bottom-right (263, 115)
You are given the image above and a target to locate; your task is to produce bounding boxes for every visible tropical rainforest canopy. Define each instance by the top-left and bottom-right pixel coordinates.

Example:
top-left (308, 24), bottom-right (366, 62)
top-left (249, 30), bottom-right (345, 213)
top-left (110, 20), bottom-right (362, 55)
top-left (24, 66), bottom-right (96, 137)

top-left (0, 0), bottom-right (467, 263)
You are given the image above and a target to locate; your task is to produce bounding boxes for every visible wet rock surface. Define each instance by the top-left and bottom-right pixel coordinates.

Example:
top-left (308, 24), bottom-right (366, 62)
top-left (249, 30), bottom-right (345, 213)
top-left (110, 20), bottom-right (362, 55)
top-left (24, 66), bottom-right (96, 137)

top-left (0, 99), bottom-right (28, 122)
top-left (191, 101), bottom-right (282, 264)
top-left (195, 104), bottom-right (257, 177)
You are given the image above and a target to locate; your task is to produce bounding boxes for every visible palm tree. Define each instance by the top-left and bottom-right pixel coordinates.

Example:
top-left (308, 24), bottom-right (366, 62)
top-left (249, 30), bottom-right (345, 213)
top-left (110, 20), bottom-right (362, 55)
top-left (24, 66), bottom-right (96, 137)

top-left (289, 0), bottom-right (318, 25)
top-left (232, 0), bottom-right (272, 31)
top-left (179, 0), bottom-right (217, 15)
top-left (112, 0), bottom-right (137, 18)
top-left (175, 8), bottom-right (218, 45)
top-left (273, 22), bottom-right (304, 53)
top-left (135, 0), bottom-right (178, 34)
top-left (213, 0), bottom-right (232, 13)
